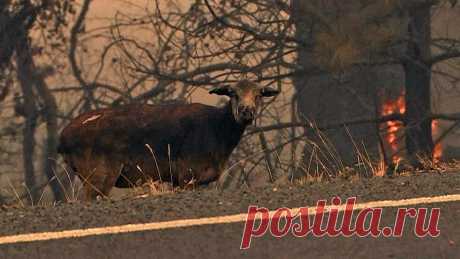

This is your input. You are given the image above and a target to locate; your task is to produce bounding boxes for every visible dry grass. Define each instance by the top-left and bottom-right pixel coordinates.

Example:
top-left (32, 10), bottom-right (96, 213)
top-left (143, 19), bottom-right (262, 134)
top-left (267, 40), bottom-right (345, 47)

top-left (290, 125), bottom-right (456, 185)
top-left (2, 125), bottom-right (457, 207)
top-left (127, 180), bottom-right (175, 199)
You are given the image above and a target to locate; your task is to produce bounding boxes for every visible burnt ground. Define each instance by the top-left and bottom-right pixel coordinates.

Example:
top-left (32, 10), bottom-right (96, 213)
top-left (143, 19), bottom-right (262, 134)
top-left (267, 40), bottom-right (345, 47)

top-left (0, 171), bottom-right (460, 258)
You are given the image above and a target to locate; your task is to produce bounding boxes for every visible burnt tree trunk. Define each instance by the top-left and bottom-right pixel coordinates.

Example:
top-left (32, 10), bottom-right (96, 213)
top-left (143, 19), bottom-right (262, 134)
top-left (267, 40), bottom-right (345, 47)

top-left (34, 60), bottom-right (67, 202)
top-left (403, 4), bottom-right (434, 165)
top-left (16, 35), bottom-right (39, 204)
top-left (290, 0), bottom-right (404, 177)
top-left (0, 1), bottom-right (40, 71)
top-left (16, 33), bottom-right (67, 202)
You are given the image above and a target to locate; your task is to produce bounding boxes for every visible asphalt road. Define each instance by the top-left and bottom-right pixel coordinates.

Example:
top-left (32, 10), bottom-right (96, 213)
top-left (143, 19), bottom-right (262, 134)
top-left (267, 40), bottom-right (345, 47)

top-left (1, 203), bottom-right (459, 259)
top-left (1, 172), bottom-right (460, 259)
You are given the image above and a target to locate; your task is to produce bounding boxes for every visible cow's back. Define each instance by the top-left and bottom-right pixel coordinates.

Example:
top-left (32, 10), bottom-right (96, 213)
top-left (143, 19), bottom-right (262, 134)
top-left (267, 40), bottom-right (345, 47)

top-left (58, 103), bottom-right (221, 156)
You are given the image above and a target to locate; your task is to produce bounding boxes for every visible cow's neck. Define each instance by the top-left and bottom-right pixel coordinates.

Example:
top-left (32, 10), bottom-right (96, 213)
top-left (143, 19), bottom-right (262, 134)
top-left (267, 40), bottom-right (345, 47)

top-left (219, 102), bottom-right (248, 149)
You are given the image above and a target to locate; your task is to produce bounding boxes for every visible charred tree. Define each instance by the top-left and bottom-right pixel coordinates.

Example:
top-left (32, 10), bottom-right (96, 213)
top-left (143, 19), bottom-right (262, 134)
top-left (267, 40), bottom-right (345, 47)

top-left (0, 1), bottom-right (41, 70)
top-left (16, 33), bottom-right (67, 202)
top-left (34, 60), bottom-right (67, 202)
top-left (15, 33), bottom-right (39, 204)
top-left (403, 4), bottom-right (434, 165)
top-left (290, 0), bottom-right (405, 175)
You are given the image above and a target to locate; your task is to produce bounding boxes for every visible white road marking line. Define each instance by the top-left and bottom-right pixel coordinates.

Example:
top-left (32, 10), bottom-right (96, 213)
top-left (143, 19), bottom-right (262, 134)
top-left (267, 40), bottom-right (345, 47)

top-left (1, 194), bottom-right (459, 245)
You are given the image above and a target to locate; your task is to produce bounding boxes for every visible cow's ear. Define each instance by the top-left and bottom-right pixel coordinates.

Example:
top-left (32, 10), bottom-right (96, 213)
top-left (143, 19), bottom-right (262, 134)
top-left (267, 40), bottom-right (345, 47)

top-left (209, 85), bottom-right (233, 96)
top-left (260, 87), bottom-right (280, 97)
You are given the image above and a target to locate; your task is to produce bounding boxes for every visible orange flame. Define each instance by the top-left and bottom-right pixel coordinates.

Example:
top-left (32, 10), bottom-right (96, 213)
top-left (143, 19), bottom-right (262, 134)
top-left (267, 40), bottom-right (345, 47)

top-left (381, 93), bottom-right (443, 163)
top-left (381, 95), bottom-right (405, 163)
top-left (432, 120), bottom-right (442, 162)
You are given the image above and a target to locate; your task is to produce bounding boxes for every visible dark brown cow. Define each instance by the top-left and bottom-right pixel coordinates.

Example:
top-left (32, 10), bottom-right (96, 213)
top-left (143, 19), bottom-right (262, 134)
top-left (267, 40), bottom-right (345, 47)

top-left (58, 80), bottom-right (279, 200)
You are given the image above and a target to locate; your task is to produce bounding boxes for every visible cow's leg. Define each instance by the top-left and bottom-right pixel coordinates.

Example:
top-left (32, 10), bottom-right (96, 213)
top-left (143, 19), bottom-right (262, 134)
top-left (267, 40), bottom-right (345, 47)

top-left (79, 160), bottom-right (109, 201)
top-left (100, 163), bottom-right (123, 197)
top-left (73, 151), bottom-right (120, 201)
top-left (81, 171), bottom-right (105, 201)
top-left (176, 161), bottom-right (195, 190)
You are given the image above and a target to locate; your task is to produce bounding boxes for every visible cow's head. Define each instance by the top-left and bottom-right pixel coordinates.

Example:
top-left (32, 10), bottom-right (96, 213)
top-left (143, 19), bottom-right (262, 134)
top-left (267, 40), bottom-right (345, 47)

top-left (209, 80), bottom-right (280, 124)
